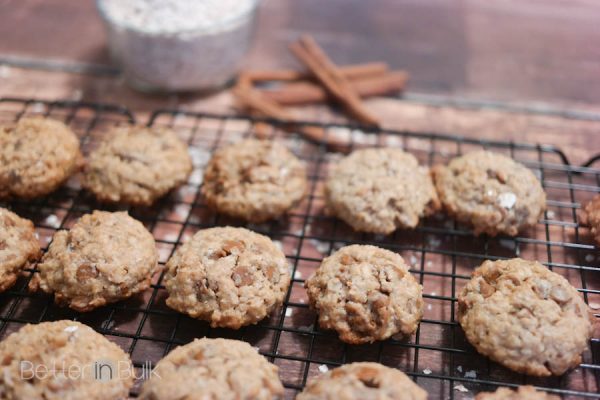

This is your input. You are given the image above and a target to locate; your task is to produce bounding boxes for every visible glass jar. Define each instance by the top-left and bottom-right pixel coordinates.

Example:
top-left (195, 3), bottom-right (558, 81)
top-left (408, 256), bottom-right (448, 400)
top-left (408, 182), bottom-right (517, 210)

top-left (96, 0), bottom-right (259, 92)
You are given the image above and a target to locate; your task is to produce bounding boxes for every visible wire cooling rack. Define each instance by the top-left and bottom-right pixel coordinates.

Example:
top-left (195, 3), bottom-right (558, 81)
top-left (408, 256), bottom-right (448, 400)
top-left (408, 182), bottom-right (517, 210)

top-left (0, 97), bottom-right (598, 399)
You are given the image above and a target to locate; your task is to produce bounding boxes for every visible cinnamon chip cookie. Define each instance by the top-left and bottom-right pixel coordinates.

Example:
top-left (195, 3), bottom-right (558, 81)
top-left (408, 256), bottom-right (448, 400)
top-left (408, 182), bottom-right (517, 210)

top-left (82, 125), bottom-right (192, 206)
top-left (476, 386), bottom-right (559, 400)
top-left (432, 151), bottom-right (546, 236)
top-left (305, 245), bottom-right (423, 344)
top-left (0, 320), bottom-right (133, 400)
top-left (580, 194), bottom-right (600, 246)
top-left (164, 226), bottom-right (290, 329)
top-left (30, 211), bottom-right (159, 312)
top-left (139, 338), bottom-right (284, 400)
top-left (0, 117), bottom-right (82, 199)
top-left (297, 362), bottom-right (427, 400)
top-left (201, 139), bottom-right (307, 222)
top-left (0, 208), bottom-right (40, 292)
top-left (458, 258), bottom-right (594, 376)
top-left (325, 148), bottom-right (440, 234)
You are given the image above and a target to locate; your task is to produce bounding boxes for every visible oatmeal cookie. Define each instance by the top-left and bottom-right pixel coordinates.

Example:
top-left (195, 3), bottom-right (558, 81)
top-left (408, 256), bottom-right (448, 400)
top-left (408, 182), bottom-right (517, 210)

top-left (458, 258), bottom-right (594, 376)
top-left (0, 208), bottom-right (40, 292)
top-left (201, 139), bottom-right (307, 222)
top-left (82, 125), bottom-right (192, 206)
top-left (325, 148), bottom-right (440, 234)
top-left (432, 151), bottom-right (546, 236)
top-left (580, 194), bottom-right (600, 246)
top-left (297, 362), bottom-right (426, 400)
top-left (0, 320), bottom-right (133, 400)
top-left (476, 386), bottom-right (559, 400)
top-left (305, 245), bottom-right (423, 344)
top-left (0, 117), bottom-right (83, 199)
top-left (30, 211), bottom-right (159, 312)
top-left (139, 338), bottom-right (284, 400)
top-left (164, 226), bottom-right (290, 329)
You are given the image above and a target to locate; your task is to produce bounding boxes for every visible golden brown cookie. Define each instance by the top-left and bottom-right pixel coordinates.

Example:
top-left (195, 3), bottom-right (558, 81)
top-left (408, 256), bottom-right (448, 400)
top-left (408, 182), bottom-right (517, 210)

top-left (432, 151), bottom-right (546, 236)
top-left (82, 125), bottom-right (193, 206)
top-left (458, 258), bottom-right (594, 376)
top-left (325, 148), bottom-right (440, 234)
top-left (580, 194), bottom-right (600, 246)
top-left (201, 139), bottom-right (307, 222)
top-left (30, 211), bottom-right (159, 312)
top-left (297, 362), bottom-right (427, 400)
top-left (163, 226), bottom-right (290, 329)
top-left (0, 117), bottom-right (82, 199)
top-left (0, 208), bottom-right (41, 292)
top-left (0, 320), bottom-right (133, 399)
top-left (476, 386), bottom-right (559, 400)
top-left (138, 338), bottom-right (284, 400)
top-left (305, 245), bottom-right (423, 344)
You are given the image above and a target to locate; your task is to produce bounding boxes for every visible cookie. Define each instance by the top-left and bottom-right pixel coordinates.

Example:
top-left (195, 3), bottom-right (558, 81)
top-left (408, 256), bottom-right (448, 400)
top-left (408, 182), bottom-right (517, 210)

top-left (0, 208), bottom-right (41, 292)
top-left (432, 151), bottom-right (546, 236)
top-left (0, 117), bottom-right (83, 199)
top-left (458, 258), bottom-right (594, 376)
top-left (201, 139), bottom-right (307, 222)
top-left (297, 362), bottom-right (426, 400)
top-left (580, 194), bottom-right (600, 246)
top-left (0, 320), bottom-right (133, 399)
top-left (325, 148), bottom-right (440, 234)
top-left (30, 211), bottom-right (159, 312)
top-left (164, 226), bottom-right (290, 329)
top-left (305, 245), bottom-right (423, 344)
top-left (476, 386), bottom-right (559, 400)
top-left (139, 338), bottom-right (283, 400)
top-left (82, 125), bottom-right (192, 206)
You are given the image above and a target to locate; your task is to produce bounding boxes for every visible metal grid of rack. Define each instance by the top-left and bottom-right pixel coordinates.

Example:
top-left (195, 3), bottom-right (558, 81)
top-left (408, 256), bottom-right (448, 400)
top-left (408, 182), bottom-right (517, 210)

top-left (0, 97), bottom-right (598, 398)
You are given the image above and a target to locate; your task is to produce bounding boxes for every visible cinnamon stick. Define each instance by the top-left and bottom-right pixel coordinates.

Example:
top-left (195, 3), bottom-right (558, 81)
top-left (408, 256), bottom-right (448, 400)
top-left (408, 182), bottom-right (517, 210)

top-left (233, 85), bottom-right (349, 151)
top-left (260, 71), bottom-right (408, 105)
top-left (289, 36), bottom-right (380, 126)
top-left (245, 62), bottom-right (388, 82)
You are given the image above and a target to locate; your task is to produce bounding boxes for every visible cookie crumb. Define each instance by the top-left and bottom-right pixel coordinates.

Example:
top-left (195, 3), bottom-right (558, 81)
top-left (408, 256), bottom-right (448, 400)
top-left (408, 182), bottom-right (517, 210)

top-left (456, 366), bottom-right (463, 373)
top-left (464, 370), bottom-right (476, 378)
top-left (427, 237), bottom-right (441, 248)
top-left (44, 214), bottom-right (61, 228)
top-left (318, 364), bottom-right (329, 373)
top-left (422, 368), bottom-right (432, 375)
top-left (285, 307), bottom-right (293, 317)
top-left (311, 239), bottom-right (330, 255)
top-left (547, 210), bottom-right (556, 219)
top-left (454, 384), bottom-right (469, 393)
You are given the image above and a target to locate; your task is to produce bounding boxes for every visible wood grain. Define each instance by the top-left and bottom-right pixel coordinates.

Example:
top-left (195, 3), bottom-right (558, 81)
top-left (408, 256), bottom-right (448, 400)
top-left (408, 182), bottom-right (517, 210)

top-left (1, 0), bottom-right (600, 105)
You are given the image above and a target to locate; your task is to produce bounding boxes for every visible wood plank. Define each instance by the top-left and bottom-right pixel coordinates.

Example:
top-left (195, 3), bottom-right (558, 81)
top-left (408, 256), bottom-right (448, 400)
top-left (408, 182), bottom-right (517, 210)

top-left (1, 0), bottom-right (600, 105)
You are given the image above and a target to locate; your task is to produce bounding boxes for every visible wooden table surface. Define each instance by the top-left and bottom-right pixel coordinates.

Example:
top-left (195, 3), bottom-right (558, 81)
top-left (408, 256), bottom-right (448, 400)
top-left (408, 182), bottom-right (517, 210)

top-left (0, 2), bottom-right (599, 398)
top-left (0, 0), bottom-right (599, 164)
